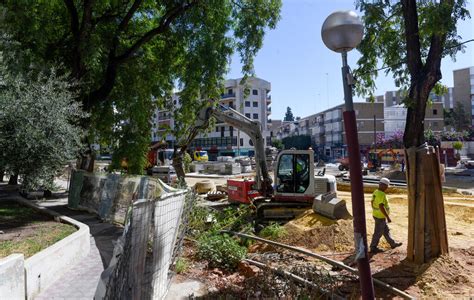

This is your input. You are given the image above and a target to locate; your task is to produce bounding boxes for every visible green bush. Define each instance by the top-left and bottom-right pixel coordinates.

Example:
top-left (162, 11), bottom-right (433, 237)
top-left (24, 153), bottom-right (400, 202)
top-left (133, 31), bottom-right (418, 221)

top-left (197, 234), bottom-right (247, 270)
top-left (183, 152), bottom-right (192, 173)
top-left (259, 222), bottom-right (287, 240)
top-left (453, 141), bottom-right (463, 151)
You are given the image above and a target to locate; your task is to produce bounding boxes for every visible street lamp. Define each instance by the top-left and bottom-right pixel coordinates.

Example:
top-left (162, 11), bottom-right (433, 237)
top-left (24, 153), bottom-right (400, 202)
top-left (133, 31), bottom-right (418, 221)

top-left (322, 11), bottom-right (375, 299)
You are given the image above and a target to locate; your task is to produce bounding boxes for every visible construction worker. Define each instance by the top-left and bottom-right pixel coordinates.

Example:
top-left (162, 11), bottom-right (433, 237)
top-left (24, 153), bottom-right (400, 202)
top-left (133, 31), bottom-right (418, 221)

top-left (369, 177), bottom-right (402, 253)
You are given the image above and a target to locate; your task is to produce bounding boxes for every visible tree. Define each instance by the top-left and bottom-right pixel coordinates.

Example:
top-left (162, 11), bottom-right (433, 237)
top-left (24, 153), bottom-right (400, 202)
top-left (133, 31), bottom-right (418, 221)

top-left (271, 138), bottom-right (284, 150)
top-left (355, 0), bottom-right (469, 263)
top-left (284, 107), bottom-right (294, 121)
top-left (0, 71), bottom-right (85, 190)
top-left (452, 102), bottom-right (471, 131)
top-left (0, 0), bottom-right (282, 176)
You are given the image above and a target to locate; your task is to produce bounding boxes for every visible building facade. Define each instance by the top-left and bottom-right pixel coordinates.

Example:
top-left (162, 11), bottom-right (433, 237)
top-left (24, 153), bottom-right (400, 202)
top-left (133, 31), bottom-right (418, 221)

top-left (453, 66), bottom-right (474, 126)
top-left (384, 103), bottom-right (444, 138)
top-left (152, 77), bottom-right (272, 156)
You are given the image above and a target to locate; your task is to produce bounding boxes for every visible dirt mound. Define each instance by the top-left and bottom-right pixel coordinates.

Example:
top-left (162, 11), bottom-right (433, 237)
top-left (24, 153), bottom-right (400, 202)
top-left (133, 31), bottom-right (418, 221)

top-left (277, 210), bottom-right (354, 252)
top-left (415, 251), bottom-right (474, 297)
top-left (382, 170), bottom-right (406, 181)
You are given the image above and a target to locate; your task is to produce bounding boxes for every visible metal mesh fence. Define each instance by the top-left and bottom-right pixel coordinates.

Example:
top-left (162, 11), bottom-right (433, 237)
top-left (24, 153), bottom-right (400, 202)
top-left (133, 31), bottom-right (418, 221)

top-left (98, 188), bottom-right (189, 300)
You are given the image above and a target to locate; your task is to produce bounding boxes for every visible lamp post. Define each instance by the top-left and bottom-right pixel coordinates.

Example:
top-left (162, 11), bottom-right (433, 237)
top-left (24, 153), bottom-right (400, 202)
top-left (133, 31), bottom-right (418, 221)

top-left (322, 11), bottom-right (375, 299)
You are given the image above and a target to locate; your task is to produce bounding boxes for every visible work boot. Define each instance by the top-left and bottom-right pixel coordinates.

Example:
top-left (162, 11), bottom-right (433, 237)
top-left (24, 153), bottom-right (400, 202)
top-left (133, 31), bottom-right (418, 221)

top-left (391, 242), bottom-right (403, 249)
top-left (369, 247), bottom-right (383, 254)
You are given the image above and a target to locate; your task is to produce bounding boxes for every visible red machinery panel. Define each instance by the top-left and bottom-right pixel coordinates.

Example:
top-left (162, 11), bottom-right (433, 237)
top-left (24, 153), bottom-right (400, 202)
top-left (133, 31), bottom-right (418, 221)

top-left (227, 179), bottom-right (260, 204)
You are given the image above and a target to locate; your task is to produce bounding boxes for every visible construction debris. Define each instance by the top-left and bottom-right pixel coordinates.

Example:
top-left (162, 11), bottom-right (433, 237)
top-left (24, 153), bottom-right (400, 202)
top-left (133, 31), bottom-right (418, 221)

top-left (194, 180), bottom-right (216, 194)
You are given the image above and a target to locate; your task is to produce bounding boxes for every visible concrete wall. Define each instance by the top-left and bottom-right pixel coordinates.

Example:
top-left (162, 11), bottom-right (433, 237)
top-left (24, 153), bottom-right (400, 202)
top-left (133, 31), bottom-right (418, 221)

top-left (0, 254), bottom-right (25, 300)
top-left (69, 170), bottom-right (175, 225)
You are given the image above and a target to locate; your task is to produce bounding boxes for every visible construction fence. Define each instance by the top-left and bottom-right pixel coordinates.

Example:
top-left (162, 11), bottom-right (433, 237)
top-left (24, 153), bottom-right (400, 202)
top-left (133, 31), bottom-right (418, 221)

top-left (67, 170), bottom-right (195, 300)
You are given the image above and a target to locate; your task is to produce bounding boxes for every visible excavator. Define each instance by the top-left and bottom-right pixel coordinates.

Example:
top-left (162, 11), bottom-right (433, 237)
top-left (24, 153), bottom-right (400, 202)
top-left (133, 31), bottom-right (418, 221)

top-left (195, 103), bottom-right (350, 227)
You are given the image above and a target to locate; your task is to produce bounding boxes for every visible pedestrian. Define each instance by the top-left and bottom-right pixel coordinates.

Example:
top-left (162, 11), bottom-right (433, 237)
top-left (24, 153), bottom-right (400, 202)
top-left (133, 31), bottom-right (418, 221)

top-left (369, 177), bottom-right (402, 253)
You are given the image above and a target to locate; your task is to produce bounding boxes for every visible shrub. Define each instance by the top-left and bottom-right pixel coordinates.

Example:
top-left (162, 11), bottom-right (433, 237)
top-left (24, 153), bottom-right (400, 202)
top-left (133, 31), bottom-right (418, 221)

top-left (197, 234), bottom-right (247, 270)
top-left (183, 152), bottom-right (192, 173)
top-left (453, 141), bottom-right (463, 151)
top-left (259, 222), bottom-right (287, 240)
top-left (174, 258), bottom-right (188, 274)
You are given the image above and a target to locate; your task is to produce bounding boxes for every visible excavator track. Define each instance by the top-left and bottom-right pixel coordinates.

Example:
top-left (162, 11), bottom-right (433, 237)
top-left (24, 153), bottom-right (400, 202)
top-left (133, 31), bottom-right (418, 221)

top-left (254, 201), bottom-right (312, 231)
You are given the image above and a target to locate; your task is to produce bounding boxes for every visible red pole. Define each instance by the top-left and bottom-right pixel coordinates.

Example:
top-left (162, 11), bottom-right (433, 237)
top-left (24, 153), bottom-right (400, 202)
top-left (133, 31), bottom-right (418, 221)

top-left (341, 52), bottom-right (375, 299)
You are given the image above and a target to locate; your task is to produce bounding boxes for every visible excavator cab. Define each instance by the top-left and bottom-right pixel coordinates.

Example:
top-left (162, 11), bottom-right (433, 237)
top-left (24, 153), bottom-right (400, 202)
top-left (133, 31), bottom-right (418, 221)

top-left (274, 150), bottom-right (314, 202)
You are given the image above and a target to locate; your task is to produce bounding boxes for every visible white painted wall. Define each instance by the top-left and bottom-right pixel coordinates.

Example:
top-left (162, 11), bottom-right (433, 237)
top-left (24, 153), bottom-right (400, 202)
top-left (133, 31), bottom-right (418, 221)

top-left (0, 254), bottom-right (25, 300)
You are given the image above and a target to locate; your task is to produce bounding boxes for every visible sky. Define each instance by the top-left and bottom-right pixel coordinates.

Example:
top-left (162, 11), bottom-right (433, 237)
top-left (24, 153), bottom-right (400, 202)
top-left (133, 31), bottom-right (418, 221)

top-left (226, 0), bottom-right (474, 120)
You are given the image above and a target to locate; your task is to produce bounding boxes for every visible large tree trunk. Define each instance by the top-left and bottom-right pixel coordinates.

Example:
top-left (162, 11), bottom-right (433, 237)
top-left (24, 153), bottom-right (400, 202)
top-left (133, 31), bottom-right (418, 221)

top-left (403, 81), bottom-right (449, 263)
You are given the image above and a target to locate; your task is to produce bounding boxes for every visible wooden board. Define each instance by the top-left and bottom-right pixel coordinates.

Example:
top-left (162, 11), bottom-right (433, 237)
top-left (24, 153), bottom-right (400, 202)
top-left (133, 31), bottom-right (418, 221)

top-left (405, 147), bottom-right (417, 261)
top-left (414, 148), bottom-right (426, 264)
top-left (431, 150), bottom-right (449, 254)
top-left (424, 152), bottom-right (439, 258)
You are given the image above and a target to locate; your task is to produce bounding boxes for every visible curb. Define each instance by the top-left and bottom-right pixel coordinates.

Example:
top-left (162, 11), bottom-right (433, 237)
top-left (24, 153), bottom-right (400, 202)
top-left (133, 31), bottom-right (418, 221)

top-left (13, 197), bottom-right (91, 300)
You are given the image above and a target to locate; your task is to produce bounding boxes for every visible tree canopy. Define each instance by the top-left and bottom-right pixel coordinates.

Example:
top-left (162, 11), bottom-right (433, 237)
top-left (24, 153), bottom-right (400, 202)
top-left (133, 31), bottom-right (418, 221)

top-left (354, 0), bottom-right (469, 148)
top-left (0, 0), bottom-right (282, 173)
top-left (0, 71), bottom-right (85, 190)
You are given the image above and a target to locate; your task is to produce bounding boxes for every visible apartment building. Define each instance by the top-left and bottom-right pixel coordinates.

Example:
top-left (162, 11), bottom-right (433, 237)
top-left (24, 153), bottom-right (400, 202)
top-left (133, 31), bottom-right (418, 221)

top-left (384, 102), bottom-right (444, 138)
top-left (151, 94), bottom-right (179, 146)
top-left (151, 77), bottom-right (272, 157)
top-left (453, 66), bottom-right (474, 126)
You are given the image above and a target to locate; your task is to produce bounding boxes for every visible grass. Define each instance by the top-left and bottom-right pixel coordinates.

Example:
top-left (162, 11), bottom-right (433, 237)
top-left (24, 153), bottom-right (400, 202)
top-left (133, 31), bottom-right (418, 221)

top-left (0, 202), bottom-right (77, 258)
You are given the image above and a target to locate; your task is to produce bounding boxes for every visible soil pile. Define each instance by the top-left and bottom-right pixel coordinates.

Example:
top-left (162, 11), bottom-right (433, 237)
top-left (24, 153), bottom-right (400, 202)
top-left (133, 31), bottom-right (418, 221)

top-left (278, 210), bottom-right (355, 252)
top-left (414, 252), bottom-right (474, 297)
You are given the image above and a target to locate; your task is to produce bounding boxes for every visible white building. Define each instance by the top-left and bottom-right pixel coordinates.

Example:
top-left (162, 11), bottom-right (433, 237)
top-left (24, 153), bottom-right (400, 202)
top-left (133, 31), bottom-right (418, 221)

top-left (151, 77), bottom-right (272, 157)
top-left (384, 103), bottom-right (445, 138)
top-left (191, 77), bottom-right (271, 156)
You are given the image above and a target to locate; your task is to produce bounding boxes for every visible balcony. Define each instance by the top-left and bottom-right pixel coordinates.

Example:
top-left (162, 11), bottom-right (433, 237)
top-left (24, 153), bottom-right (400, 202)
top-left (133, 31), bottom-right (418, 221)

top-left (266, 107), bottom-right (271, 114)
top-left (221, 92), bottom-right (236, 99)
top-left (266, 95), bottom-right (272, 103)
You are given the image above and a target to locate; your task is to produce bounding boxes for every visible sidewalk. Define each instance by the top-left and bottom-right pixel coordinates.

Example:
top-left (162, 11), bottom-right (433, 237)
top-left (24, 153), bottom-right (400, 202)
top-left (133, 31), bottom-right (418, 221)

top-left (34, 195), bottom-right (123, 299)
top-left (0, 183), bottom-right (123, 299)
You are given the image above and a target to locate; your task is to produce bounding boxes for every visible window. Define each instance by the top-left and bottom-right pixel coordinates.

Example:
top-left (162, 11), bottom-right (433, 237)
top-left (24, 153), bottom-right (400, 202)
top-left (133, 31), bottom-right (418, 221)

top-left (221, 126), bottom-right (225, 138)
top-left (240, 138), bottom-right (244, 147)
top-left (433, 109), bottom-right (438, 115)
top-left (216, 126), bottom-right (219, 132)
top-left (245, 113), bottom-right (251, 118)
top-left (249, 139), bottom-right (254, 146)
top-left (230, 126), bottom-right (234, 137)
top-left (253, 113), bottom-right (258, 119)
top-left (229, 101), bottom-right (233, 108)
top-left (252, 89), bottom-right (258, 95)
top-left (276, 154), bottom-right (310, 194)
top-left (253, 102), bottom-right (258, 107)
top-left (245, 101), bottom-right (250, 107)
top-left (228, 88), bottom-right (233, 94)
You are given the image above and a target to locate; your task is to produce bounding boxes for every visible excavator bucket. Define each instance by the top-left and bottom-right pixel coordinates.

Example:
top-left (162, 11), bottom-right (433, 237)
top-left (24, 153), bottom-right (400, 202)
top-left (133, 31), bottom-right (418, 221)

top-left (312, 192), bottom-right (351, 220)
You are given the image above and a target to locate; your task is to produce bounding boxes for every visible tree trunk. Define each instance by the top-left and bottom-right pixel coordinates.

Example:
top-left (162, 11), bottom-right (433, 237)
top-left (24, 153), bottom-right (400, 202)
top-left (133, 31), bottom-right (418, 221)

top-left (172, 146), bottom-right (186, 180)
top-left (403, 81), bottom-right (449, 263)
top-left (77, 143), bottom-right (95, 173)
top-left (8, 174), bottom-right (18, 185)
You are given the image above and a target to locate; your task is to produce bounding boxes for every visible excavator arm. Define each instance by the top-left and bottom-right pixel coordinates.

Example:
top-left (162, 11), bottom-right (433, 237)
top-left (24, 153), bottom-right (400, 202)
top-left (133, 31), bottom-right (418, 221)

top-left (195, 103), bottom-right (273, 197)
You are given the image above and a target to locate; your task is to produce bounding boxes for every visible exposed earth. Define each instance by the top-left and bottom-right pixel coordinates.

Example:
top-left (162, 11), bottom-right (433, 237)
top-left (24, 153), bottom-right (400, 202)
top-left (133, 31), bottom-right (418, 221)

top-left (174, 176), bottom-right (474, 299)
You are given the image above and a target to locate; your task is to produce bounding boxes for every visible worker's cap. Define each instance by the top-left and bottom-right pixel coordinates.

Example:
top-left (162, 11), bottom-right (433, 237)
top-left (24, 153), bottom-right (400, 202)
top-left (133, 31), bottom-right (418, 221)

top-left (379, 178), bottom-right (390, 186)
